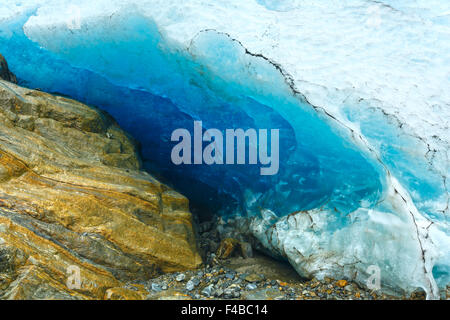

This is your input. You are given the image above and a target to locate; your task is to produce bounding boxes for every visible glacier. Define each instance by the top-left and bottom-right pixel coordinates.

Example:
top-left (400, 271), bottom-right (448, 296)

top-left (0, 0), bottom-right (448, 298)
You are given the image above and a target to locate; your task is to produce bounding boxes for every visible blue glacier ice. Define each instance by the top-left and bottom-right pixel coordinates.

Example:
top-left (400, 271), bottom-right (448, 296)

top-left (0, 0), bottom-right (448, 299)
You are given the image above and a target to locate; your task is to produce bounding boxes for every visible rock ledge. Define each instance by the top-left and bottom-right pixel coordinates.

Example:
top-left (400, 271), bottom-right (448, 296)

top-left (0, 77), bottom-right (202, 299)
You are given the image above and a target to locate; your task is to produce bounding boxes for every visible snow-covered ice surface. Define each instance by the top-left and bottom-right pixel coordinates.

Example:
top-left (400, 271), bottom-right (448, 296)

top-left (0, 0), bottom-right (448, 298)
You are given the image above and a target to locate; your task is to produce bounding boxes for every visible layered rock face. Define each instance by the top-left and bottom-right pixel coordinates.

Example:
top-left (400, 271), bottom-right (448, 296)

top-left (0, 76), bottom-right (202, 299)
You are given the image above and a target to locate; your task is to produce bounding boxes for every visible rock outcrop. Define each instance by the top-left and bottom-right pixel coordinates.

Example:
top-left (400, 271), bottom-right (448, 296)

top-left (0, 76), bottom-right (202, 299)
top-left (0, 54), bottom-right (16, 84)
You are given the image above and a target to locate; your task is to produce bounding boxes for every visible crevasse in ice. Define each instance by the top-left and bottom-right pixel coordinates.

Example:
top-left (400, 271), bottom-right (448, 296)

top-left (0, 0), bottom-right (448, 298)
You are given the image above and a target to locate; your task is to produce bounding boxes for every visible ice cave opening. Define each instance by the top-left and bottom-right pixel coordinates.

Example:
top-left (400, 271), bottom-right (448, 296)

top-left (0, 11), bottom-right (384, 218)
top-left (0, 5), bottom-right (448, 299)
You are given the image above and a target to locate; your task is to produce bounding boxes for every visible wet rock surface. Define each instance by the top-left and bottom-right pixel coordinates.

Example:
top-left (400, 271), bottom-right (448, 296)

top-left (0, 78), bottom-right (201, 299)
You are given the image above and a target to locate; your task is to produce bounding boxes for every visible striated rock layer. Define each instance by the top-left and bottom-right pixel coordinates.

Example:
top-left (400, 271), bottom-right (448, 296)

top-left (0, 77), bottom-right (202, 299)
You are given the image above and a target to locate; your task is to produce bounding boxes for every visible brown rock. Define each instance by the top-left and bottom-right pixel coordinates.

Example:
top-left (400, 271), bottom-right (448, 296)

top-left (0, 54), bottom-right (17, 84)
top-left (216, 238), bottom-right (239, 259)
top-left (0, 78), bottom-right (202, 299)
top-left (336, 280), bottom-right (348, 288)
top-left (216, 238), bottom-right (254, 259)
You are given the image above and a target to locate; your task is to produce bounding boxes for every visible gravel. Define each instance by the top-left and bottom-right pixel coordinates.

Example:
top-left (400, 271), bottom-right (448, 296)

top-left (136, 216), bottom-right (435, 300)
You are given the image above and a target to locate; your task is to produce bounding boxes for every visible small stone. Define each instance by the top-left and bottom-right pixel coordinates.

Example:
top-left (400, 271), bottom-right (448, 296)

top-left (216, 238), bottom-right (239, 259)
top-left (277, 280), bottom-right (288, 287)
top-left (186, 280), bottom-right (195, 291)
top-left (224, 288), bottom-right (234, 296)
top-left (246, 283), bottom-right (257, 290)
top-left (176, 273), bottom-right (186, 282)
top-left (344, 285), bottom-right (353, 292)
top-left (336, 280), bottom-right (348, 288)
top-left (239, 241), bottom-right (253, 259)
top-left (151, 283), bottom-right (162, 292)
top-left (245, 274), bottom-right (265, 283)
top-left (215, 288), bottom-right (224, 297)
top-left (202, 284), bottom-right (214, 297)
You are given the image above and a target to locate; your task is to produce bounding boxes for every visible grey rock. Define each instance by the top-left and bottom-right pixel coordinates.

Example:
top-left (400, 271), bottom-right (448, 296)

top-left (186, 280), bottom-right (196, 291)
top-left (216, 225), bottom-right (225, 235)
top-left (176, 273), bottom-right (186, 282)
top-left (246, 283), bottom-right (257, 290)
top-left (201, 284), bottom-right (214, 297)
top-left (224, 288), bottom-right (234, 296)
top-left (225, 273), bottom-right (235, 280)
top-left (215, 288), bottom-right (224, 297)
top-left (209, 240), bottom-right (219, 253)
top-left (151, 283), bottom-right (162, 292)
top-left (240, 241), bottom-right (253, 259)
